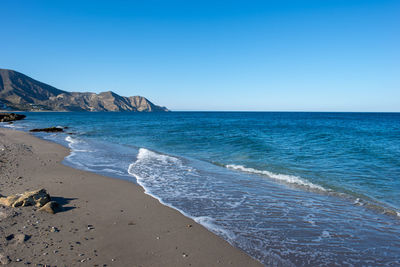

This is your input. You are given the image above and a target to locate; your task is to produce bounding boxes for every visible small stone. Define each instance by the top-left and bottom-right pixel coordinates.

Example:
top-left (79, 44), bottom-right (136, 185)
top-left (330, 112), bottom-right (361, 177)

top-left (50, 226), bottom-right (59, 233)
top-left (39, 201), bottom-right (62, 214)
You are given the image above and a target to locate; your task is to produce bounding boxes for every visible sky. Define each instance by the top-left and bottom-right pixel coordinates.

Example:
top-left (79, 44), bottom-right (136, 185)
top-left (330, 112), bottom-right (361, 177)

top-left (1, 0), bottom-right (399, 111)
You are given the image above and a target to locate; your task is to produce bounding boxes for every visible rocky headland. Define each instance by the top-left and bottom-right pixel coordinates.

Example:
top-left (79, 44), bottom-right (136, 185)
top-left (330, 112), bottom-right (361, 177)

top-left (0, 69), bottom-right (169, 112)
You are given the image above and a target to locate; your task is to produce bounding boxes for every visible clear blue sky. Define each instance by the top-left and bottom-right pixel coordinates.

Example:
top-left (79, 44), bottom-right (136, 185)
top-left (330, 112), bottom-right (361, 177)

top-left (1, 0), bottom-right (399, 111)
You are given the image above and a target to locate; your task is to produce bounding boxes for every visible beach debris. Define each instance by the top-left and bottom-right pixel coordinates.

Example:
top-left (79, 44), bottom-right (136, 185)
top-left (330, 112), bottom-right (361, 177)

top-left (87, 224), bottom-right (95, 230)
top-left (182, 253), bottom-right (188, 258)
top-left (39, 201), bottom-right (62, 214)
top-left (186, 224), bottom-right (192, 228)
top-left (0, 189), bottom-right (50, 208)
top-left (29, 127), bottom-right (64, 133)
top-left (0, 113), bottom-right (26, 122)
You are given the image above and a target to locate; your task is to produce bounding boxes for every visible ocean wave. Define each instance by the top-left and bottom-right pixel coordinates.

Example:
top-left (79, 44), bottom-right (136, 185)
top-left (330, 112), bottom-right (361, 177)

top-left (0, 123), bottom-right (19, 129)
top-left (127, 148), bottom-right (237, 241)
top-left (225, 164), bottom-right (326, 191)
top-left (65, 136), bottom-right (93, 152)
top-left (135, 147), bottom-right (182, 165)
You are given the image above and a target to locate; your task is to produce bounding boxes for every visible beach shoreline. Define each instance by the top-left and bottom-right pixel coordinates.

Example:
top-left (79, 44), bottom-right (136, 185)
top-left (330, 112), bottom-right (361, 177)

top-left (0, 127), bottom-right (262, 266)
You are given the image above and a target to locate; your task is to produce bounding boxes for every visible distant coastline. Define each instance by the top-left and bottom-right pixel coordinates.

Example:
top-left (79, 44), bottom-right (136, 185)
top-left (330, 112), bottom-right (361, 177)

top-left (0, 69), bottom-right (168, 112)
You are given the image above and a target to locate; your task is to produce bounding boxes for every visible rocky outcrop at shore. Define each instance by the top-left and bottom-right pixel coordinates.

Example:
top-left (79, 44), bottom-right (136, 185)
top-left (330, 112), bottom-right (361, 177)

top-left (29, 127), bottom-right (64, 133)
top-left (0, 113), bottom-right (26, 122)
top-left (0, 69), bottom-right (169, 112)
top-left (0, 189), bottom-right (61, 214)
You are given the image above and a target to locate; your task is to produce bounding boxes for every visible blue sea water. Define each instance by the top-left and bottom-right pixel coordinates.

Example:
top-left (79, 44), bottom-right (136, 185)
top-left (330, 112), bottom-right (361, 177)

top-left (3, 112), bottom-right (400, 266)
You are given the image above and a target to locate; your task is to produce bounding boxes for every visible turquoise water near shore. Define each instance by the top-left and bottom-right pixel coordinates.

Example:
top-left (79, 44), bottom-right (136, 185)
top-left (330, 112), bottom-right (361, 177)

top-left (4, 112), bottom-right (400, 266)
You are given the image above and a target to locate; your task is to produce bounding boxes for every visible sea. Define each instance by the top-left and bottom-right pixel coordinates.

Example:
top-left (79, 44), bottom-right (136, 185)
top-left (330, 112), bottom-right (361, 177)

top-left (3, 112), bottom-right (400, 266)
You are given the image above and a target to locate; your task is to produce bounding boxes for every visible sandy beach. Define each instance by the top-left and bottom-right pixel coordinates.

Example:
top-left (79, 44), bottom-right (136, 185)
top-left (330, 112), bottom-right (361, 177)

top-left (0, 127), bottom-right (262, 266)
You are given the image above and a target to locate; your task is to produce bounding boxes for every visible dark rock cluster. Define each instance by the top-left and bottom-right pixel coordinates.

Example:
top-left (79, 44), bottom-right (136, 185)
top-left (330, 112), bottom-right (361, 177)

top-left (0, 113), bottom-right (26, 122)
top-left (29, 127), bottom-right (64, 133)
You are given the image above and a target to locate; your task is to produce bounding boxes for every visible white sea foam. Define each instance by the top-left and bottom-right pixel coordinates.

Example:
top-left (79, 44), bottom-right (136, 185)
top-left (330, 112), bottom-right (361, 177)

top-left (225, 164), bottom-right (326, 191)
top-left (136, 147), bottom-right (181, 165)
top-left (193, 216), bottom-right (236, 240)
top-left (65, 136), bottom-right (92, 152)
top-left (1, 123), bottom-right (16, 128)
top-left (65, 135), bottom-right (78, 145)
top-left (354, 198), bottom-right (364, 206)
top-left (128, 148), bottom-right (236, 241)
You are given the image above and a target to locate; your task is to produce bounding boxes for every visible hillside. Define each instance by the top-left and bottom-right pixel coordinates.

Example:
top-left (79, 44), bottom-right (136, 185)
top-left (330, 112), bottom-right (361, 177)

top-left (0, 69), bottom-right (168, 112)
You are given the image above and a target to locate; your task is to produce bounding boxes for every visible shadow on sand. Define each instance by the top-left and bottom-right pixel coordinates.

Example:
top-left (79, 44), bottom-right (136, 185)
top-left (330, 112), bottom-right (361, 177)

top-left (50, 196), bottom-right (77, 212)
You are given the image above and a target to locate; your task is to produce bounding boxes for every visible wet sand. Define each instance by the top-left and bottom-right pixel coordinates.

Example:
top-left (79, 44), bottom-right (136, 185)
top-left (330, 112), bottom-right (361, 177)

top-left (0, 128), bottom-right (262, 266)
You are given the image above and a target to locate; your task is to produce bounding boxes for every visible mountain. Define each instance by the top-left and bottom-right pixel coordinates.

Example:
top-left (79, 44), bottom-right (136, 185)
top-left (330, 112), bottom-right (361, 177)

top-left (0, 69), bottom-right (169, 112)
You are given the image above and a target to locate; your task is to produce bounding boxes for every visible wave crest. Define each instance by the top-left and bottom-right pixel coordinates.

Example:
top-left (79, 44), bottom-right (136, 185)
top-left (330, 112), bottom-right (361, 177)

top-left (225, 164), bottom-right (326, 191)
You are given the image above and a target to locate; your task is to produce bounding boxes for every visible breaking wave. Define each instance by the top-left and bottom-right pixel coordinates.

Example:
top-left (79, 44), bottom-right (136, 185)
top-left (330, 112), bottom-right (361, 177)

top-left (225, 164), bottom-right (326, 191)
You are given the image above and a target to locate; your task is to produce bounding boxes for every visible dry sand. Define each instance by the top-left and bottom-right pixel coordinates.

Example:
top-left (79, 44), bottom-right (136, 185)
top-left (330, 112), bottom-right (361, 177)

top-left (0, 128), bottom-right (262, 266)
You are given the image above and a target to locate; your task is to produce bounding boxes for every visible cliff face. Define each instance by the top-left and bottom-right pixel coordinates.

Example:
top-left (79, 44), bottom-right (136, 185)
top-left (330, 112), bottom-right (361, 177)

top-left (0, 69), bottom-right (168, 112)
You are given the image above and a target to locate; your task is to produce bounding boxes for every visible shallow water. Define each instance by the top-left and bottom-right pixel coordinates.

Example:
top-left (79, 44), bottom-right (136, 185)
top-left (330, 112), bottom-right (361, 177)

top-left (4, 112), bottom-right (400, 266)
